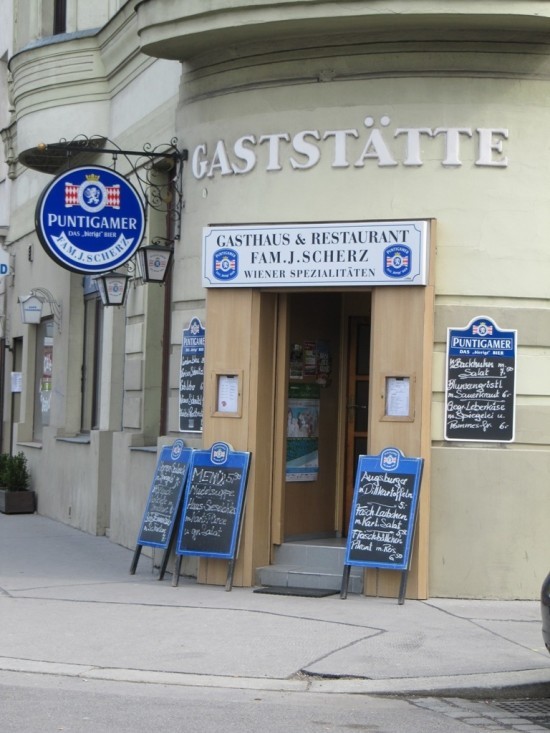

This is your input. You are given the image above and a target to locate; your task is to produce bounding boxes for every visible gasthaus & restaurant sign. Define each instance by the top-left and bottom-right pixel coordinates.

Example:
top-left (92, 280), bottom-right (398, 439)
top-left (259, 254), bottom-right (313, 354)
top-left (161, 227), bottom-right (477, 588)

top-left (35, 165), bottom-right (146, 274)
top-left (202, 220), bottom-right (429, 288)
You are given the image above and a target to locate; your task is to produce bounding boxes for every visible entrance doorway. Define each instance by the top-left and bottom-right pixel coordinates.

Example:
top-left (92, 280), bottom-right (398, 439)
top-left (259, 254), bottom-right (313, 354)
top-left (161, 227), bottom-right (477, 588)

top-left (202, 235), bottom-right (434, 596)
top-left (281, 291), bottom-right (371, 541)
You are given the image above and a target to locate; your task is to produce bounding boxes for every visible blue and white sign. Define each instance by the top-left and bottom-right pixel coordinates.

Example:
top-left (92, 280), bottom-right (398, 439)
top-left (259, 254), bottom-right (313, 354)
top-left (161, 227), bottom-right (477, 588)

top-left (0, 249), bottom-right (10, 278)
top-left (380, 447), bottom-right (402, 471)
top-left (383, 245), bottom-right (411, 279)
top-left (36, 165), bottom-right (145, 274)
top-left (445, 316), bottom-right (516, 442)
top-left (202, 220), bottom-right (428, 288)
top-left (176, 444), bottom-right (250, 560)
top-left (179, 317), bottom-right (206, 433)
top-left (210, 441), bottom-right (232, 464)
top-left (213, 249), bottom-right (238, 281)
top-left (344, 448), bottom-right (423, 572)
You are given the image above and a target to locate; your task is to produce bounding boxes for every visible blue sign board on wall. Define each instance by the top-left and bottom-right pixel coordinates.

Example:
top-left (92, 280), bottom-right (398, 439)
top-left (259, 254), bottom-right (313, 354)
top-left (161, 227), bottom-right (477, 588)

top-left (445, 316), bottom-right (516, 442)
top-left (36, 165), bottom-right (145, 274)
top-left (179, 317), bottom-right (206, 433)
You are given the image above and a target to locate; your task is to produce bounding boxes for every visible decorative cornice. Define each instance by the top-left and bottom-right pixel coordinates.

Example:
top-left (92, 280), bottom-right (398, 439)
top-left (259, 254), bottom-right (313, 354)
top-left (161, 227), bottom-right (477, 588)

top-left (135, 0), bottom-right (550, 61)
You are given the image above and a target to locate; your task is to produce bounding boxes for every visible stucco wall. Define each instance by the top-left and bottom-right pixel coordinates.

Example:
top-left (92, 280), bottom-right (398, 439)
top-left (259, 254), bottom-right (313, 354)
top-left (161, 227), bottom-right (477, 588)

top-left (6, 3), bottom-right (550, 598)
top-left (22, 428), bottom-right (113, 536)
top-left (173, 38), bottom-right (550, 598)
top-left (430, 446), bottom-right (550, 598)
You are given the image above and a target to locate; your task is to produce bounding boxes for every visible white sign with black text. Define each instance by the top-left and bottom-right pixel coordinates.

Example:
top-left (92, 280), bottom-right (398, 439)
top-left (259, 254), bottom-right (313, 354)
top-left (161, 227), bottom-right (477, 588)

top-left (203, 220), bottom-right (429, 288)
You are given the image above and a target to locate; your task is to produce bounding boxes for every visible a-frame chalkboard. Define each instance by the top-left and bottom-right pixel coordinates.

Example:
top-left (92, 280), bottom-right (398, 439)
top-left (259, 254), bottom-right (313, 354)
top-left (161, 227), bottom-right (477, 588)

top-left (341, 447), bottom-right (423, 604)
top-left (130, 440), bottom-right (193, 577)
top-left (173, 442), bottom-right (251, 590)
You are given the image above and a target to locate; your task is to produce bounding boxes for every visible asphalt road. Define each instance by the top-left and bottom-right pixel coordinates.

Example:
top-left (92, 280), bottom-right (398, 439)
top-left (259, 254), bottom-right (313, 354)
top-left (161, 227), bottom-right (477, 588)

top-left (2, 669), bottom-right (525, 733)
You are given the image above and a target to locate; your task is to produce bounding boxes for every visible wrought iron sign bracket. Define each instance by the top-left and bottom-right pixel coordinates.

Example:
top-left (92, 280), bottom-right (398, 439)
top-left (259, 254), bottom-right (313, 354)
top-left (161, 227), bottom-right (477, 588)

top-left (35, 135), bottom-right (188, 240)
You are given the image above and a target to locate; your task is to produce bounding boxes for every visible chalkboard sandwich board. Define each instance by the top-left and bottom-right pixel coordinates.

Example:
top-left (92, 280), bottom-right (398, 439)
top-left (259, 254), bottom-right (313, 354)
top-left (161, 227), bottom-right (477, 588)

top-left (130, 440), bottom-right (192, 575)
top-left (341, 447), bottom-right (423, 604)
top-left (173, 442), bottom-right (251, 590)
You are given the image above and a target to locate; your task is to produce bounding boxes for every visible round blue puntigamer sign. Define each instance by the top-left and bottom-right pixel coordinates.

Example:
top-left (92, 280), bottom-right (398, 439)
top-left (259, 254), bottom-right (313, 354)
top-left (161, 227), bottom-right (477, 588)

top-left (35, 165), bottom-right (146, 274)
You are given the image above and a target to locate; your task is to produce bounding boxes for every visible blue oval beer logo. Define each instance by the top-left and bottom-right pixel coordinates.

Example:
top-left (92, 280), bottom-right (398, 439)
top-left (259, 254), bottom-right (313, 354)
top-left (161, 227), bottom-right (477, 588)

top-left (170, 439), bottom-right (185, 460)
top-left (380, 447), bottom-right (401, 471)
top-left (213, 248), bottom-right (238, 281)
top-left (383, 245), bottom-right (411, 279)
top-left (35, 165), bottom-right (146, 274)
top-left (210, 442), bottom-right (231, 464)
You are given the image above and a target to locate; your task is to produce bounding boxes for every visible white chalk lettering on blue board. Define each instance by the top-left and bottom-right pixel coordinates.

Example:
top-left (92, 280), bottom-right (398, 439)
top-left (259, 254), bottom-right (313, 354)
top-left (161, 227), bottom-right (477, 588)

top-left (135, 442), bottom-right (193, 550)
top-left (175, 443), bottom-right (251, 560)
top-left (445, 316), bottom-right (516, 442)
top-left (344, 447), bottom-right (423, 571)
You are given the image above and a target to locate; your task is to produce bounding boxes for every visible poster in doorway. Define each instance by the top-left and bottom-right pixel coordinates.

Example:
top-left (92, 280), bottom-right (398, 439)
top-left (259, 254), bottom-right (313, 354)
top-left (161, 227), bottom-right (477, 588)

top-left (286, 383), bottom-right (320, 482)
top-left (289, 343), bottom-right (304, 380)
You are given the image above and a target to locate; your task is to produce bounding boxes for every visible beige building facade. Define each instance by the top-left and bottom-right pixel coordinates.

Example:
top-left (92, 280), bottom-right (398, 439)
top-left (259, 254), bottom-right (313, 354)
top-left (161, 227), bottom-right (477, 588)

top-left (2, 1), bottom-right (550, 599)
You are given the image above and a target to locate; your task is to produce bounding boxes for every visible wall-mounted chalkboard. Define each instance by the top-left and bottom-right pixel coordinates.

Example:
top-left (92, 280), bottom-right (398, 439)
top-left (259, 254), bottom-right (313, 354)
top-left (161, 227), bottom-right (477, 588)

top-left (179, 317), bottom-right (205, 433)
top-left (344, 448), bottom-right (423, 573)
top-left (445, 316), bottom-right (516, 442)
top-left (175, 442), bottom-right (250, 560)
top-left (130, 440), bottom-right (192, 574)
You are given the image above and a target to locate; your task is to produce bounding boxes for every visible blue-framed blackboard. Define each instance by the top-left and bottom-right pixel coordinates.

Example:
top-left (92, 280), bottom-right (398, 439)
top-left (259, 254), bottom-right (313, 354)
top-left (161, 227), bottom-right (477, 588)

top-left (344, 447), bottom-right (423, 572)
top-left (179, 317), bottom-right (205, 433)
top-left (445, 316), bottom-right (516, 442)
top-left (133, 440), bottom-right (192, 547)
top-left (175, 442), bottom-right (250, 560)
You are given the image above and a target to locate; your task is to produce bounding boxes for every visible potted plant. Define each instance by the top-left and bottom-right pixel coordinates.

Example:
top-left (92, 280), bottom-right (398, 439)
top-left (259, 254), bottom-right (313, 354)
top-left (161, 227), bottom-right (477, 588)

top-left (0, 452), bottom-right (35, 514)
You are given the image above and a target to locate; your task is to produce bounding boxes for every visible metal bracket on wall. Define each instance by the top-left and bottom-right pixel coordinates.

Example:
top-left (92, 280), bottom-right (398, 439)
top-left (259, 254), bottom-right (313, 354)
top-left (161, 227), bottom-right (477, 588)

top-left (21, 135), bottom-right (188, 241)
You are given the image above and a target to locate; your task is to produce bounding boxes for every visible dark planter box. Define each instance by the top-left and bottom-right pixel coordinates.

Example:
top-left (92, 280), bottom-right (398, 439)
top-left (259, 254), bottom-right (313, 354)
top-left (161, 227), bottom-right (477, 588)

top-left (0, 489), bottom-right (36, 514)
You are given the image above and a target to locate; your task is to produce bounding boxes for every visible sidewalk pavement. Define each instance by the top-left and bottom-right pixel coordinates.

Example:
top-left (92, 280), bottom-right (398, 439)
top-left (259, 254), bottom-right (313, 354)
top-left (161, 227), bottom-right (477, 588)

top-left (1, 512), bottom-right (549, 697)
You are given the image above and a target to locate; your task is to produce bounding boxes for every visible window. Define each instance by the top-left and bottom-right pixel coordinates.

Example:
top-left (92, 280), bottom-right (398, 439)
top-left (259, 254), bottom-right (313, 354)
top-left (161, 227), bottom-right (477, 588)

top-left (53, 0), bottom-right (67, 35)
top-left (33, 319), bottom-right (54, 442)
top-left (81, 293), bottom-right (103, 432)
top-left (10, 337), bottom-right (23, 453)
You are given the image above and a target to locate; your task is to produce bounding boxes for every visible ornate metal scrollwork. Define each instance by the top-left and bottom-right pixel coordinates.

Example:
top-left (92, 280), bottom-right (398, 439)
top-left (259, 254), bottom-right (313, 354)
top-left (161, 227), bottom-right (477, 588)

top-left (35, 134), bottom-right (187, 240)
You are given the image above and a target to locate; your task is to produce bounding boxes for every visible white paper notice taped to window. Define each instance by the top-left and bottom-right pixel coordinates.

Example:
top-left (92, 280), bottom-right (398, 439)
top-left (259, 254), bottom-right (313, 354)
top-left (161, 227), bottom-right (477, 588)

top-left (11, 372), bottom-right (22, 393)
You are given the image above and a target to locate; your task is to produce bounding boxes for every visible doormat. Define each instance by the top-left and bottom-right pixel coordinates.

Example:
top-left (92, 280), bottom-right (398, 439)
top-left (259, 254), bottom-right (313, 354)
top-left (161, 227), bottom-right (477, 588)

top-left (253, 586), bottom-right (339, 598)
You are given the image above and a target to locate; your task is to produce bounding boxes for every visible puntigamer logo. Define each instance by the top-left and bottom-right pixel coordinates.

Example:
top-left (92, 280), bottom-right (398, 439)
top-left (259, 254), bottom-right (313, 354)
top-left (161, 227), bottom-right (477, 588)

top-left (36, 165), bottom-right (145, 274)
top-left (383, 245), bottom-right (411, 279)
top-left (213, 248), bottom-right (238, 281)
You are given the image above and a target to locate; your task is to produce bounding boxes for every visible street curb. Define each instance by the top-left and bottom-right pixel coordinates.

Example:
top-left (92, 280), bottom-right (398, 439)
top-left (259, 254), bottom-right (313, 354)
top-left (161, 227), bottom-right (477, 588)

top-left (1, 657), bottom-right (549, 696)
top-left (306, 669), bottom-right (550, 697)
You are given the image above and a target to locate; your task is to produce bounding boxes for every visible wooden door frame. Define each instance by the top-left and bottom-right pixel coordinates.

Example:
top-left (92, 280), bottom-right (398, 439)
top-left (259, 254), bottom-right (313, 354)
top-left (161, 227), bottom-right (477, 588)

top-left (336, 292), bottom-right (373, 536)
top-left (343, 315), bottom-right (370, 532)
top-left (271, 293), bottom-right (289, 549)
